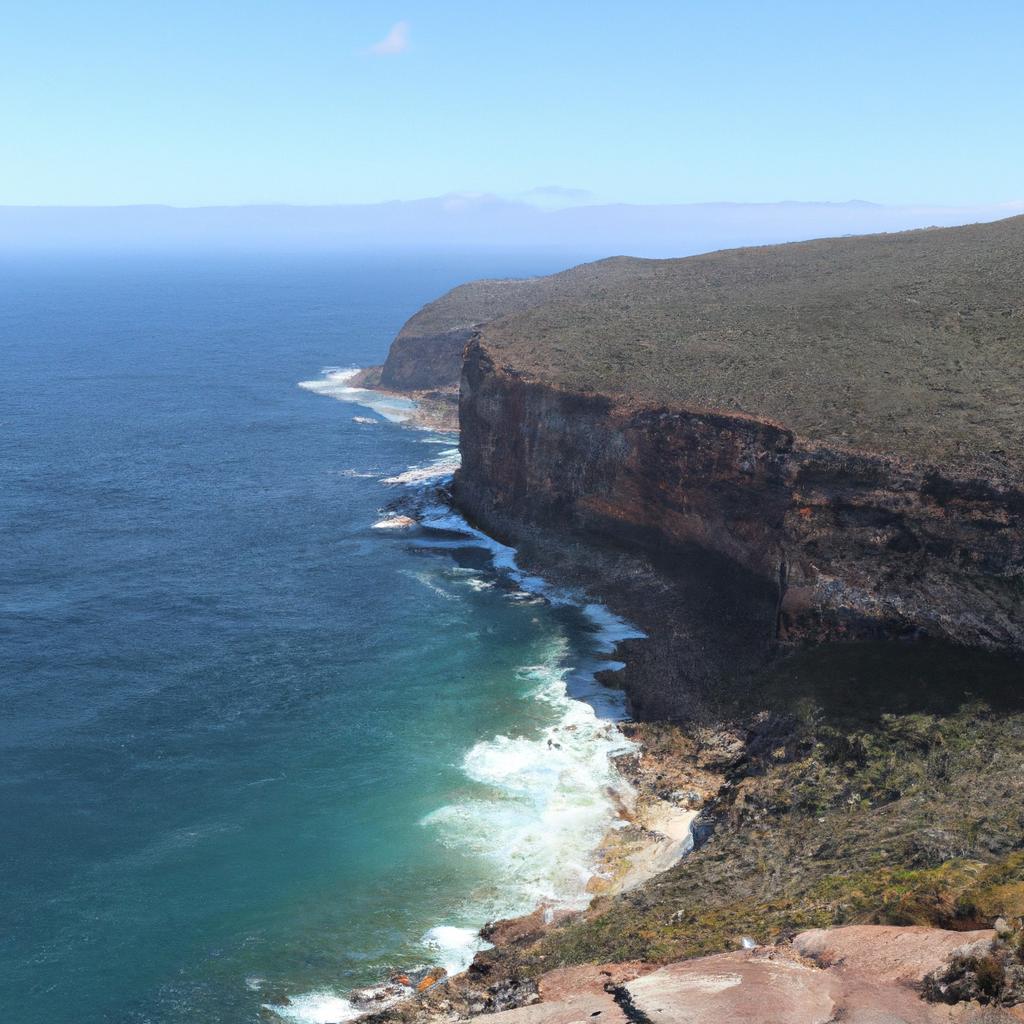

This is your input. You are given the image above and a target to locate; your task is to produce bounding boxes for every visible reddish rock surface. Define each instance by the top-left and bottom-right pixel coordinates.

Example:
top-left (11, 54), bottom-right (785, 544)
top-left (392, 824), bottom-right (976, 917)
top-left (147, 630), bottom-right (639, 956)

top-left (624, 950), bottom-right (838, 1024)
top-left (479, 928), bottom-right (1021, 1024)
top-left (793, 925), bottom-right (995, 984)
top-left (477, 965), bottom-right (639, 1024)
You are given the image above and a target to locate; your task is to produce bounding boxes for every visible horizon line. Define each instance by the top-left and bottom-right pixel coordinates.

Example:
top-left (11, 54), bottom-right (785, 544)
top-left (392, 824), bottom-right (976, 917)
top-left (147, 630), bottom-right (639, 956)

top-left (3, 197), bottom-right (1024, 212)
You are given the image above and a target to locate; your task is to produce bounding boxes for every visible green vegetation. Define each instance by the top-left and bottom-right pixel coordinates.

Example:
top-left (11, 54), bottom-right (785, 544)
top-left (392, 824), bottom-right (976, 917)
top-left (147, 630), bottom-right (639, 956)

top-left (459, 216), bottom-right (1024, 477)
top-left (396, 257), bottom-right (642, 338)
top-left (494, 642), bottom-right (1024, 974)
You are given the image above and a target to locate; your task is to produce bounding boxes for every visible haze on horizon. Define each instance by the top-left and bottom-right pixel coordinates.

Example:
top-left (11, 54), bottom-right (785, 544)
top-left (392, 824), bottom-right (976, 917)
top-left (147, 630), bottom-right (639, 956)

top-left (2, 0), bottom-right (1022, 213)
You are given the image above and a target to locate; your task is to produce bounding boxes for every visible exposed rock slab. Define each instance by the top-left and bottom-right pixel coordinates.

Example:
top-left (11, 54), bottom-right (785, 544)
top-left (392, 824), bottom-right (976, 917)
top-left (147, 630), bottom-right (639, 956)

top-left (794, 925), bottom-right (996, 984)
top-left (485, 930), bottom-right (1023, 1024)
top-left (624, 950), bottom-right (838, 1024)
top-left (482, 965), bottom-right (638, 1024)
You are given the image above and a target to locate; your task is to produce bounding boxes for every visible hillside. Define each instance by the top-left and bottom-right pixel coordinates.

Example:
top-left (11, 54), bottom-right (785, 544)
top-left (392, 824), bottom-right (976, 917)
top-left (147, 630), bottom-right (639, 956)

top-left (370, 219), bottom-right (1024, 1024)
top-left (474, 216), bottom-right (1024, 477)
top-left (378, 257), bottom-right (643, 390)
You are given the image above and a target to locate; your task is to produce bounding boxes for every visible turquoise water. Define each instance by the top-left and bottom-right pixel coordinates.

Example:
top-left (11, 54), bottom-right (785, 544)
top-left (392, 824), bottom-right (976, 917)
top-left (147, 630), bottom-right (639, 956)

top-left (0, 252), bottom-right (637, 1024)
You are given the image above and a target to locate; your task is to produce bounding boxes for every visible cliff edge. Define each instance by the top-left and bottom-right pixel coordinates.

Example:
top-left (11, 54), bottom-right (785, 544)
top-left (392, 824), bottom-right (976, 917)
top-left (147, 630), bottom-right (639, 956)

top-left (365, 218), bottom-right (1024, 1024)
top-left (450, 217), bottom-right (1024, 706)
top-left (377, 257), bottom-right (647, 390)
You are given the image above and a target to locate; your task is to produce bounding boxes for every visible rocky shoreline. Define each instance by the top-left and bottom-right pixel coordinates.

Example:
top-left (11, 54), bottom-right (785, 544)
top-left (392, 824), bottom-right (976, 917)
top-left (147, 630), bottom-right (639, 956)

top-left (261, 643), bottom-right (709, 1024)
top-left (322, 215), bottom-right (1024, 1023)
top-left (333, 719), bottom-right (725, 1024)
top-left (262, 449), bottom-right (710, 1024)
top-left (343, 664), bottom-right (1024, 1024)
top-left (347, 366), bottom-right (459, 432)
top-left (340, 689), bottom-right (1024, 1024)
top-left (335, 463), bottom-right (1024, 1024)
top-left (275, 416), bottom-right (1024, 1024)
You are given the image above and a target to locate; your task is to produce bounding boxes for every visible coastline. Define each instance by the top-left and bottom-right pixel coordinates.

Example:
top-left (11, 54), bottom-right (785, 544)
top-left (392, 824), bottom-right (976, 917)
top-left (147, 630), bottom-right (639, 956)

top-left (286, 369), bottom-right (703, 1024)
top-left (347, 365), bottom-right (460, 432)
top-left (297, 367), bottom-right (458, 432)
top-left (296, 213), bottom-right (1024, 1023)
top-left (293, 362), bottom-right (1024, 1024)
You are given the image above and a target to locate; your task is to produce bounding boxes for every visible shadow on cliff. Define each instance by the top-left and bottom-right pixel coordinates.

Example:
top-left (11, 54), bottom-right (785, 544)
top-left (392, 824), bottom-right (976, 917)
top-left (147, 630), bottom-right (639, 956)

top-left (755, 639), bottom-right (1024, 726)
top-left (588, 539), bottom-right (1024, 728)
top-left (446, 480), bottom-right (1024, 728)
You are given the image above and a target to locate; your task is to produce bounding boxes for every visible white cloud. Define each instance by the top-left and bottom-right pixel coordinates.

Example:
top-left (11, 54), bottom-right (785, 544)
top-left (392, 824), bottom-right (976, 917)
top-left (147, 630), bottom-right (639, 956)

top-left (369, 21), bottom-right (410, 56)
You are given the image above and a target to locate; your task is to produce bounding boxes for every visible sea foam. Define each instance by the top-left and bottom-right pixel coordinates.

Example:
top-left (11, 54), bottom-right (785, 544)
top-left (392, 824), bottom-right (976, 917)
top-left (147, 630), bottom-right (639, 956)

top-left (422, 925), bottom-right (489, 976)
top-left (406, 506), bottom-right (645, 974)
top-left (285, 371), bottom-right (647, 1020)
top-left (380, 456), bottom-right (460, 486)
top-left (420, 640), bottom-right (635, 965)
top-left (297, 368), bottom-right (417, 423)
top-left (268, 991), bottom-right (362, 1024)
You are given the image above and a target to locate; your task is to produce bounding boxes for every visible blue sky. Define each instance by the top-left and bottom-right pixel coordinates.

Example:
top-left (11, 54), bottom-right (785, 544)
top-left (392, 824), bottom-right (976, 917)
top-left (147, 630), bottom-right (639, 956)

top-left (2, 1), bottom-right (1022, 207)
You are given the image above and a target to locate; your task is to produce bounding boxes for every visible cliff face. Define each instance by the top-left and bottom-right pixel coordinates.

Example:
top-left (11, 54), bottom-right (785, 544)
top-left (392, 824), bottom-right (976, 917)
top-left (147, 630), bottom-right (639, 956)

top-left (456, 339), bottom-right (1023, 664)
top-left (379, 328), bottom-right (477, 390)
top-left (368, 217), bottom-right (1024, 711)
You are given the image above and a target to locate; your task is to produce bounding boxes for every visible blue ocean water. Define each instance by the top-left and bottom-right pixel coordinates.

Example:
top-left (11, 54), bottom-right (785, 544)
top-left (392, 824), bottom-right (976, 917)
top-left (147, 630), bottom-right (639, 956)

top-left (0, 252), bottom-right (636, 1024)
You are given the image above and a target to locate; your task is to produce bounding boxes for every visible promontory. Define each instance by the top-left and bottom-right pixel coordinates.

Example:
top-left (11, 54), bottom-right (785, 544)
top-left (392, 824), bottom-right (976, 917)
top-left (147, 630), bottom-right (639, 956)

top-left (365, 215), bottom-right (1024, 1024)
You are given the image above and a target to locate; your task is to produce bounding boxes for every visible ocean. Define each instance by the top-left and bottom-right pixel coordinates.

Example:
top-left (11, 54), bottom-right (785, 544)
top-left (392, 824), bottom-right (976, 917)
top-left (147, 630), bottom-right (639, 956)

top-left (0, 251), bottom-right (640, 1024)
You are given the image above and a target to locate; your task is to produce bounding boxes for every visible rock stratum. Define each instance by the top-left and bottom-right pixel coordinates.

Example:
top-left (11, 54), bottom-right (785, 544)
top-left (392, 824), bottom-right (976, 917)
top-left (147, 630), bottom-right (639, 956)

top-left (430, 216), bottom-right (1024, 712)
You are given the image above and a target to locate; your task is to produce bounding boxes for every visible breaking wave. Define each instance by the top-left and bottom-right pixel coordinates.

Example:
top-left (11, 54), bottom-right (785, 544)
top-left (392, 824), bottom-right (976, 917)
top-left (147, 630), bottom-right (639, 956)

top-left (297, 367), bottom-right (418, 423)
top-left (269, 992), bottom-right (362, 1024)
top-left (421, 641), bottom-right (635, 972)
top-left (282, 368), bottom-right (646, 1022)
top-left (407, 504), bottom-right (646, 974)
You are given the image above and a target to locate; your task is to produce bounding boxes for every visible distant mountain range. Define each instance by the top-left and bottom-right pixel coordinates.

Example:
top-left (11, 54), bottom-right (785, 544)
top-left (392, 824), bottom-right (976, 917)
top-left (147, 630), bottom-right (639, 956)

top-left (1, 196), bottom-right (1021, 256)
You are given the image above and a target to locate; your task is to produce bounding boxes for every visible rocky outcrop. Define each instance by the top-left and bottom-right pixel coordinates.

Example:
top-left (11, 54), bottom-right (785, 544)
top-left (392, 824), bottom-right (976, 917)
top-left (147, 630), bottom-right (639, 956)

top-left (477, 928), bottom-right (1019, 1024)
top-left (379, 328), bottom-right (478, 391)
top-left (455, 338), bottom-right (1024, 684)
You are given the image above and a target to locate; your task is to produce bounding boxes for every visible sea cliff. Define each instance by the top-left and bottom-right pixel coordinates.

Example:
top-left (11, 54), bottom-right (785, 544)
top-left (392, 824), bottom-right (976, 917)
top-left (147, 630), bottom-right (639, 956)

top-left (363, 216), bottom-right (1024, 1023)
top-left (400, 216), bottom-right (1024, 715)
top-left (454, 336), bottom-right (1023, 707)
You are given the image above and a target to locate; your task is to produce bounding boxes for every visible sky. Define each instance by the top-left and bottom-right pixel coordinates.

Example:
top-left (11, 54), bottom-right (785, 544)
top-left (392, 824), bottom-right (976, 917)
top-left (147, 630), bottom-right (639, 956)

top-left (1, 0), bottom-right (1022, 208)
